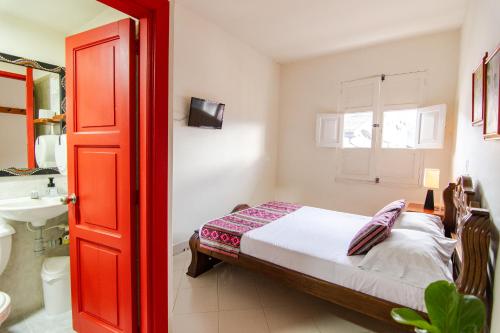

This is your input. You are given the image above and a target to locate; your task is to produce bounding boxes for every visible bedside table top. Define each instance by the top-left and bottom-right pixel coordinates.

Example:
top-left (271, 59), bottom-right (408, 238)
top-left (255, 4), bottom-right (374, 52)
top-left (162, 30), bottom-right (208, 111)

top-left (406, 202), bottom-right (444, 219)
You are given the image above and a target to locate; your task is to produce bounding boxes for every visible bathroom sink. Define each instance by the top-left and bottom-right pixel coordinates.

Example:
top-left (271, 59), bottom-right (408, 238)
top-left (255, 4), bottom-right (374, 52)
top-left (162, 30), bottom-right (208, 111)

top-left (0, 196), bottom-right (67, 227)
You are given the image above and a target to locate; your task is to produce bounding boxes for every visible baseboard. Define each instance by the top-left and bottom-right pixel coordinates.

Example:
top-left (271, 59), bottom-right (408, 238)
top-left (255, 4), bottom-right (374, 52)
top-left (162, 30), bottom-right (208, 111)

top-left (173, 241), bottom-right (189, 255)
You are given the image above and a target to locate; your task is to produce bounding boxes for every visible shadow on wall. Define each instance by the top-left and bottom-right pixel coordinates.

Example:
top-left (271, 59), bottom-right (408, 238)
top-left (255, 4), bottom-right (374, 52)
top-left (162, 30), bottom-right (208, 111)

top-left (474, 181), bottom-right (499, 330)
top-left (172, 158), bottom-right (275, 245)
top-left (275, 180), bottom-right (434, 217)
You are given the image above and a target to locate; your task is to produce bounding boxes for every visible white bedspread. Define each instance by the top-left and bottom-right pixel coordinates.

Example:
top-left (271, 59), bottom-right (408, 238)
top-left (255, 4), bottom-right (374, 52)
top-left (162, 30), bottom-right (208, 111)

top-left (240, 206), bottom-right (428, 311)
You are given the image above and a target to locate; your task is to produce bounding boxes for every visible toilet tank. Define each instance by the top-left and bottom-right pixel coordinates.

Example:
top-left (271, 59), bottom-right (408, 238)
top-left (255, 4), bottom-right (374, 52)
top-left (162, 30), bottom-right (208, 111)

top-left (0, 223), bottom-right (15, 275)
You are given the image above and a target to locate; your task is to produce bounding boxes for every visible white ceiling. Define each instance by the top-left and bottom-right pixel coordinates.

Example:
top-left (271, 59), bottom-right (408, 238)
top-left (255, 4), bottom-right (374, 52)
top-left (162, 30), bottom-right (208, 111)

top-left (0, 0), bottom-right (109, 34)
top-left (177, 0), bottom-right (467, 63)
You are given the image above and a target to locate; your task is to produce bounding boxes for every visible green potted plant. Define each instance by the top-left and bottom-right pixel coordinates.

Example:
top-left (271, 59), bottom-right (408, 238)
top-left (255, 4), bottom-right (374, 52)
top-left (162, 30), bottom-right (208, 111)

top-left (391, 280), bottom-right (486, 333)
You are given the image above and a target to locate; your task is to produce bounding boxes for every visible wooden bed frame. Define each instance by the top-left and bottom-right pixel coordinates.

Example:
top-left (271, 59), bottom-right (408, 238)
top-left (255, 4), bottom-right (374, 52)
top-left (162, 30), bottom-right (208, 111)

top-left (187, 176), bottom-right (497, 333)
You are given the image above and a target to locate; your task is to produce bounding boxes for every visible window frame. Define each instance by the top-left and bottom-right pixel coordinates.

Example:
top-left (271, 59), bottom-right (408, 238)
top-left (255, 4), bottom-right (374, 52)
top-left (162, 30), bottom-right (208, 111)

top-left (330, 72), bottom-right (445, 186)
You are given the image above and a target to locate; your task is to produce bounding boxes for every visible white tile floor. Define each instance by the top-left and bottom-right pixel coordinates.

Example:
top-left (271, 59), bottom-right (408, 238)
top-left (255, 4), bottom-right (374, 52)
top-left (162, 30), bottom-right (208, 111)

top-left (2, 250), bottom-right (373, 333)
top-left (173, 250), bottom-right (374, 333)
top-left (0, 309), bottom-right (75, 333)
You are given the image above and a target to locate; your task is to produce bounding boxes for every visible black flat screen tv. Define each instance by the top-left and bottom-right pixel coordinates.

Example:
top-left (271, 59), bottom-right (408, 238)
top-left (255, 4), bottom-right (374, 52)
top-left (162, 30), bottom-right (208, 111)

top-left (188, 97), bottom-right (225, 129)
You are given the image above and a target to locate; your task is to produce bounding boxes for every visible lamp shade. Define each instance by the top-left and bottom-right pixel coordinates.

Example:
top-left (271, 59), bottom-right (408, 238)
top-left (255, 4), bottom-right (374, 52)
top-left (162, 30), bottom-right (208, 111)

top-left (423, 168), bottom-right (440, 189)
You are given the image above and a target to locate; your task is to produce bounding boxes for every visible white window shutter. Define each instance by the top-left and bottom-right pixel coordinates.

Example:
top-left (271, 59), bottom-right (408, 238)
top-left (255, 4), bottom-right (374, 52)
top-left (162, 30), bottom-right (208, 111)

top-left (416, 104), bottom-right (446, 149)
top-left (340, 77), bottom-right (380, 112)
top-left (337, 77), bottom-right (380, 182)
top-left (316, 113), bottom-right (341, 147)
top-left (381, 72), bottom-right (425, 108)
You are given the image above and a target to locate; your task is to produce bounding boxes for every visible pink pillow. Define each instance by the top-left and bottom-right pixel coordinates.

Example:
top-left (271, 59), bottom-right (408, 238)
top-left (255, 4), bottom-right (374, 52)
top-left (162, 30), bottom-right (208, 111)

top-left (374, 199), bottom-right (406, 216)
top-left (347, 209), bottom-right (402, 256)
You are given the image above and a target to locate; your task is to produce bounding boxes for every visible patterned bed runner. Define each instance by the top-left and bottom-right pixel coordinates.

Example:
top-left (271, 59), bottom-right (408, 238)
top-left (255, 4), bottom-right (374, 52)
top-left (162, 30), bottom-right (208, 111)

top-left (200, 201), bottom-right (302, 257)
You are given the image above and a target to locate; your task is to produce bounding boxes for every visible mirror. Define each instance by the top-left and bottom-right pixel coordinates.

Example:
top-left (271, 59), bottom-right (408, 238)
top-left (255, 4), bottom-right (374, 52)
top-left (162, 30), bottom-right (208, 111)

top-left (0, 52), bottom-right (65, 176)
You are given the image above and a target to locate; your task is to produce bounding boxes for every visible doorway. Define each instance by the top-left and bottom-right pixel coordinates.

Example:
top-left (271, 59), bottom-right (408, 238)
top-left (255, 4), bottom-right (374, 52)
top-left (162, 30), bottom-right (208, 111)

top-left (0, 1), bottom-right (170, 332)
top-left (81, 1), bottom-right (171, 332)
top-left (66, 0), bottom-right (170, 332)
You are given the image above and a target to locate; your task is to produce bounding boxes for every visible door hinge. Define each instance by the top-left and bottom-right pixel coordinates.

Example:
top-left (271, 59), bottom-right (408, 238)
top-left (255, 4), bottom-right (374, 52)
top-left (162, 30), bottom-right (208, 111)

top-left (381, 74), bottom-right (385, 81)
top-left (375, 177), bottom-right (380, 184)
top-left (373, 123), bottom-right (380, 128)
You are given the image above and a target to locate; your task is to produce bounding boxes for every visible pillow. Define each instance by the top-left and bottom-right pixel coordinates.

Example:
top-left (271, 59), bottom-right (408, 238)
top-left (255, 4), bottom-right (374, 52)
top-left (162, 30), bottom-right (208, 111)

top-left (358, 229), bottom-right (456, 289)
top-left (374, 199), bottom-right (406, 216)
top-left (393, 212), bottom-right (444, 237)
top-left (347, 209), bottom-right (401, 256)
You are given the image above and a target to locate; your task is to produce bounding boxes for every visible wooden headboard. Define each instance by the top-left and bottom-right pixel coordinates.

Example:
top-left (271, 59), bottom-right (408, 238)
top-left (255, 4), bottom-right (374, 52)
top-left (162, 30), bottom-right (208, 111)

top-left (443, 175), bottom-right (497, 331)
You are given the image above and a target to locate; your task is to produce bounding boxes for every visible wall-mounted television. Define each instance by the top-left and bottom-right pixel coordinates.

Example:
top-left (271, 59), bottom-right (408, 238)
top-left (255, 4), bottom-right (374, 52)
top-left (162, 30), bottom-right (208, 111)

top-left (188, 97), bottom-right (225, 129)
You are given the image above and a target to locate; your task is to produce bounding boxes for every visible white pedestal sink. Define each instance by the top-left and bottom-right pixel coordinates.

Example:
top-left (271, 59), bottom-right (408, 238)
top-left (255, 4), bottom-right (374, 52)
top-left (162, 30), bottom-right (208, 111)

top-left (0, 196), bottom-right (68, 227)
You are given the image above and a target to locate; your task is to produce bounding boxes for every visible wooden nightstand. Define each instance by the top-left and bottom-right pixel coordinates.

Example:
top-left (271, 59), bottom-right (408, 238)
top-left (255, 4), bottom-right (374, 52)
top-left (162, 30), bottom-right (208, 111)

top-left (406, 202), bottom-right (445, 220)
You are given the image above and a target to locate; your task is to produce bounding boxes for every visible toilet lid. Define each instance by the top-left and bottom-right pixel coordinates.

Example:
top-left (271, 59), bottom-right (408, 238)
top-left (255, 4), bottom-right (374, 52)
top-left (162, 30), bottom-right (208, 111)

top-left (0, 291), bottom-right (11, 312)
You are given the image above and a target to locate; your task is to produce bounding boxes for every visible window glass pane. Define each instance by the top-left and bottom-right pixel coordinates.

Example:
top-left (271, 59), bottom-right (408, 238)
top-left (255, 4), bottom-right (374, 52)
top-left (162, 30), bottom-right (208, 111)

top-left (342, 112), bottom-right (373, 148)
top-left (382, 109), bottom-right (417, 148)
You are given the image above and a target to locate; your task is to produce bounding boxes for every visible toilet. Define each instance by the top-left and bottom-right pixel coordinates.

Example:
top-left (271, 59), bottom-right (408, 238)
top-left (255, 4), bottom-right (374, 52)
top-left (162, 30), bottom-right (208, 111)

top-left (0, 221), bottom-right (15, 326)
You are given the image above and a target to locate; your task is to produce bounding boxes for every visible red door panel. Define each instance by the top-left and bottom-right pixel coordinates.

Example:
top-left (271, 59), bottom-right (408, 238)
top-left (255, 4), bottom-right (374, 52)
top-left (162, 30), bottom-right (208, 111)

top-left (75, 42), bottom-right (117, 130)
top-left (79, 241), bottom-right (119, 325)
top-left (66, 19), bottom-right (136, 333)
top-left (77, 149), bottom-right (118, 230)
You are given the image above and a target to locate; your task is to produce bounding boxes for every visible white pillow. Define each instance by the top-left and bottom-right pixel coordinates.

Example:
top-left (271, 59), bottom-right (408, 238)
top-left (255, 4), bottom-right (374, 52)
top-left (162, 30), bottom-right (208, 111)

top-left (358, 229), bottom-right (456, 289)
top-left (393, 212), bottom-right (444, 237)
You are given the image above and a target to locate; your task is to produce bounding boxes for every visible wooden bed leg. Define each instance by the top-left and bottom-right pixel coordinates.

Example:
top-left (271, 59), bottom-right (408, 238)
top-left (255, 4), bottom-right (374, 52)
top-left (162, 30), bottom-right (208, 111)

top-left (187, 231), bottom-right (220, 277)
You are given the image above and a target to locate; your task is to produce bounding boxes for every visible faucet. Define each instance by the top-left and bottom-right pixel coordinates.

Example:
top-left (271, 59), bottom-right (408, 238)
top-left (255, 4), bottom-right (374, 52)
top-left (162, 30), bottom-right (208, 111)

top-left (30, 190), bottom-right (40, 200)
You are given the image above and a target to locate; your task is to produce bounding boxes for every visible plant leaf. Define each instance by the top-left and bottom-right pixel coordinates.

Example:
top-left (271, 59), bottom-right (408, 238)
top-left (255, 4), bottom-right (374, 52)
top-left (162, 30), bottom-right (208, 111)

top-left (456, 295), bottom-right (486, 333)
top-left (425, 280), bottom-right (459, 332)
top-left (391, 308), bottom-right (440, 333)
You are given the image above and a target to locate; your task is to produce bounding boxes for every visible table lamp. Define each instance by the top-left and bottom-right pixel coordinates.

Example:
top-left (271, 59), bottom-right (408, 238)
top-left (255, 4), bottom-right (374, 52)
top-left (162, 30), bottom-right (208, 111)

top-left (423, 168), bottom-right (440, 210)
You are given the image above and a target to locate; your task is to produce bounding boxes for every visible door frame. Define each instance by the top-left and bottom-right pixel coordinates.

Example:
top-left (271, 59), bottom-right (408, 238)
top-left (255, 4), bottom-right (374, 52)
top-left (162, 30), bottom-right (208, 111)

top-left (97, 1), bottom-right (170, 333)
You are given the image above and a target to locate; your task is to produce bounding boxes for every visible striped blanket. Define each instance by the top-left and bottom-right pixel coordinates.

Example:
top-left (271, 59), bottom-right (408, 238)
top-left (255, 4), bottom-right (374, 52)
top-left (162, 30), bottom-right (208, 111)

top-left (200, 201), bottom-right (302, 257)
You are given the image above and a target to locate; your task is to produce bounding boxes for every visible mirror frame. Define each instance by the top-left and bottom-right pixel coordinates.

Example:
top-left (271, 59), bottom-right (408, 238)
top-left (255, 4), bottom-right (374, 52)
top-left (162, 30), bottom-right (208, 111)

top-left (0, 52), bottom-right (65, 177)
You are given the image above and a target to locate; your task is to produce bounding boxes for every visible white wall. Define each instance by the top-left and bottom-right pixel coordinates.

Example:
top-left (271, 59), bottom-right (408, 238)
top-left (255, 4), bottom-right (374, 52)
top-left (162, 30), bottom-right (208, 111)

top-left (172, 3), bottom-right (280, 245)
top-left (0, 13), bottom-right (65, 66)
top-left (276, 30), bottom-right (460, 215)
top-left (71, 7), bottom-right (130, 35)
top-left (0, 77), bottom-right (27, 169)
top-left (452, 0), bottom-right (500, 329)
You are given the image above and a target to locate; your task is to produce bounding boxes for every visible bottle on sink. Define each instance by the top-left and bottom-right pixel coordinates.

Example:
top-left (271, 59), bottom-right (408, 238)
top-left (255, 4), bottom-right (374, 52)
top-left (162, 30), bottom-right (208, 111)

top-left (46, 177), bottom-right (59, 197)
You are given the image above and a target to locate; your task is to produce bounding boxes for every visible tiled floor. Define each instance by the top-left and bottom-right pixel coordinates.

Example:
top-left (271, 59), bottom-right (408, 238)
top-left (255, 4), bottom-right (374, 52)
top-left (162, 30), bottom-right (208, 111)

top-left (0, 309), bottom-right (75, 333)
top-left (173, 250), bottom-right (374, 333)
top-left (3, 251), bottom-right (373, 333)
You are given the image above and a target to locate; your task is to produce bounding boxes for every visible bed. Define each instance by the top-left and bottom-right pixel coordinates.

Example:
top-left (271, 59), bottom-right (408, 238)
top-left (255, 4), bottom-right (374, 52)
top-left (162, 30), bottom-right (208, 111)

top-left (187, 176), bottom-right (496, 333)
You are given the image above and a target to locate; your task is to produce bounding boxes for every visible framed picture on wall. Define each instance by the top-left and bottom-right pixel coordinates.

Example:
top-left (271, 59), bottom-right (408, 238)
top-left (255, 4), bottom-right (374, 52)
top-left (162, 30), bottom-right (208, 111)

top-left (472, 53), bottom-right (488, 125)
top-left (484, 47), bottom-right (500, 139)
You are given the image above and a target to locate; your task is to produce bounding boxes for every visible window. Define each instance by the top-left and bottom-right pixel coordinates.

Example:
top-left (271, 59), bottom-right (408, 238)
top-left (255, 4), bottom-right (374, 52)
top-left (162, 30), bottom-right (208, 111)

top-left (317, 72), bottom-right (447, 186)
top-left (342, 112), bottom-right (373, 148)
top-left (382, 109), bottom-right (417, 148)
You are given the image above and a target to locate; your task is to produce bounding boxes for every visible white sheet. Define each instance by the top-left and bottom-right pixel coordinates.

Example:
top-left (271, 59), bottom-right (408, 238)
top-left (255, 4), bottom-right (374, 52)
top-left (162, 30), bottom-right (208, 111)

top-left (240, 206), bottom-right (431, 311)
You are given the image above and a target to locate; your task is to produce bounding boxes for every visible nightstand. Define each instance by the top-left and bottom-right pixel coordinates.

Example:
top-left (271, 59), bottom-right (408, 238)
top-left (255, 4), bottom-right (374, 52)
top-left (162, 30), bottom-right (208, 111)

top-left (406, 202), bottom-right (445, 220)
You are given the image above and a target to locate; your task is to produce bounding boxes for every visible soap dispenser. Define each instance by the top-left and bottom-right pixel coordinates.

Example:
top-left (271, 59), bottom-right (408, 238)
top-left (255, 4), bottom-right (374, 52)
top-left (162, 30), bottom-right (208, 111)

top-left (47, 177), bottom-right (58, 197)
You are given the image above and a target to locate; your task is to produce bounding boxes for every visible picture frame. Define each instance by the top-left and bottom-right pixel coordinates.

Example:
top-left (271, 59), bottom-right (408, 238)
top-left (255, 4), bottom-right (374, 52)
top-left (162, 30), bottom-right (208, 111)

top-left (484, 47), bottom-right (500, 140)
top-left (472, 52), bottom-right (488, 125)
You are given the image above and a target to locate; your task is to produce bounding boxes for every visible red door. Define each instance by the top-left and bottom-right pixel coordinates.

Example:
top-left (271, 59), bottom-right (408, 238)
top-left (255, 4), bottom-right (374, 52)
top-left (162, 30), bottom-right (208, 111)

top-left (66, 19), bottom-right (137, 333)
